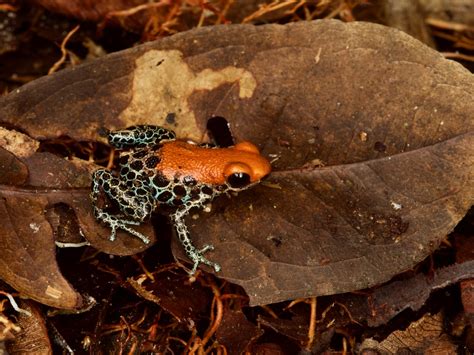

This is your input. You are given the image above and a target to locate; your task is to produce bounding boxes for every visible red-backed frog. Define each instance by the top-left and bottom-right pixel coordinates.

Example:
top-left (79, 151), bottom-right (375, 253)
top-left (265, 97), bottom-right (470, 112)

top-left (91, 125), bottom-right (271, 274)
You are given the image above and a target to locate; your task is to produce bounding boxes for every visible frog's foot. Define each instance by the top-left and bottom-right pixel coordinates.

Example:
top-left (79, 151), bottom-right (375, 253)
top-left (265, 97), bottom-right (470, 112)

top-left (95, 210), bottom-right (150, 244)
top-left (186, 245), bottom-right (221, 275)
top-left (172, 210), bottom-right (221, 274)
top-left (189, 246), bottom-right (222, 275)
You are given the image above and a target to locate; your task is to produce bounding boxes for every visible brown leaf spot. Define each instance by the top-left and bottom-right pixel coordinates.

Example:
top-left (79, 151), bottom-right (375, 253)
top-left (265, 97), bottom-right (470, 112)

top-left (120, 49), bottom-right (256, 140)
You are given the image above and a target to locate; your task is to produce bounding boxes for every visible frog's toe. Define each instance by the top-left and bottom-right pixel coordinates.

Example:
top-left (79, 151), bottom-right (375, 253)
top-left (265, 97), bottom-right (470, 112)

top-left (210, 262), bottom-right (221, 273)
top-left (121, 219), bottom-right (141, 226)
top-left (199, 244), bottom-right (215, 253)
top-left (121, 225), bottom-right (150, 244)
top-left (203, 259), bottom-right (221, 273)
top-left (201, 246), bottom-right (221, 272)
top-left (108, 226), bottom-right (117, 241)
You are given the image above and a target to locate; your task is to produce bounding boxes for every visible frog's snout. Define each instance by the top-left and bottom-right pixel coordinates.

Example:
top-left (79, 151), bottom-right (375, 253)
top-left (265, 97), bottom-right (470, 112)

top-left (246, 155), bottom-right (271, 181)
top-left (231, 141), bottom-right (271, 182)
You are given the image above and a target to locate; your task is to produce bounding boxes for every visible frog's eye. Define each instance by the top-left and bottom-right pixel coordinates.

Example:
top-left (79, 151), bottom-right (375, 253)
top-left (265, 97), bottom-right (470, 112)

top-left (224, 163), bottom-right (252, 188)
top-left (227, 172), bottom-right (251, 188)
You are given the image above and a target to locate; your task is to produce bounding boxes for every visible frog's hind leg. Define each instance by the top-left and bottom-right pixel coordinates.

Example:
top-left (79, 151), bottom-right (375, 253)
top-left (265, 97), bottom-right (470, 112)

top-left (106, 125), bottom-right (176, 149)
top-left (91, 169), bottom-right (155, 244)
top-left (171, 207), bottom-right (221, 274)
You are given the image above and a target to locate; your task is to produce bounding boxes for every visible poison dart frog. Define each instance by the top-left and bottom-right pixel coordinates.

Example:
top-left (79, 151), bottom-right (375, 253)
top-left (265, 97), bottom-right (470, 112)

top-left (91, 125), bottom-right (271, 274)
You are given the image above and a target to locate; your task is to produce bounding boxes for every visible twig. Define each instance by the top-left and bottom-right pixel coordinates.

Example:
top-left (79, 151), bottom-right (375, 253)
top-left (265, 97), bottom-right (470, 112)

top-left (426, 17), bottom-right (474, 32)
top-left (430, 29), bottom-right (474, 50)
top-left (48, 25), bottom-right (80, 75)
top-left (100, 0), bottom-right (170, 33)
top-left (0, 4), bottom-right (17, 11)
top-left (201, 280), bottom-right (223, 348)
top-left (305, 297), bottom-right (317, 350)
top-left (242, 0), bottom-right (299, 23)
top-left (0, 291), bottom-right (31, 316)
top-left (441, 52), bottom-right (474, 62)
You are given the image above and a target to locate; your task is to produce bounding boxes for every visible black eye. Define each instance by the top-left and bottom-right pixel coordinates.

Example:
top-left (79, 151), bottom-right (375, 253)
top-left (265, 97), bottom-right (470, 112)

top-left (227, 172), bottom-right (251, 188)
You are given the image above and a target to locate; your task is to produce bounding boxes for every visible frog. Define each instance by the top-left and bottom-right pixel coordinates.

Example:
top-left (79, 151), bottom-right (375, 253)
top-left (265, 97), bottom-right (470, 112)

top-left (91, 125), bottom-right (271, 274)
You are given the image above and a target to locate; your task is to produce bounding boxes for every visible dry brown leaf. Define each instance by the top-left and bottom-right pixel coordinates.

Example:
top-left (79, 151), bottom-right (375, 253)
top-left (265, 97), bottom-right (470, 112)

top-left (5, 300), bottom-right (52, 354)
top-left (332, 260), bottom-right (474, 327)
top-left (360, 312), bottom-right (459, 354)
top-left (0, 20), bottom-right (472, 307)
top-left (129, 269), bottom-right (212, 320)
top-left (216, 309), bottom-right (264, 354)
top-left (0, 131), bottom-right (153, 308)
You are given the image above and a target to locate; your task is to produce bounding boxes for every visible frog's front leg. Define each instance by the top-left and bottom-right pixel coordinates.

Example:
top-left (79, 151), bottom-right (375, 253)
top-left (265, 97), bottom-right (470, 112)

top-left (91, 169), bottom-right (156, 244)
top-left (105, 125), bottom-right (176, 149)
top-left (171, 207), bottom-right (221, 274)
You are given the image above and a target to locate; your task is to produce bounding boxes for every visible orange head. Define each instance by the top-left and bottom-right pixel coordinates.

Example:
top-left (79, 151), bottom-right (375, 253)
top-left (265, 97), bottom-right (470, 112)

top-left (157, 140), bottom-right (271, 189)
top-left (222, 142), bottom-right (271, 189)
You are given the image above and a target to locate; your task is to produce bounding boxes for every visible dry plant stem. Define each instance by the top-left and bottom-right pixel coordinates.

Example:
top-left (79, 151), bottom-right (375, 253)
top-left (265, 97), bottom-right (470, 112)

top-left (196, 1), bottom-right (224, 24)
top-left (242, 0), bottom-right (300, 23)
top-left (431, 30), bottom-right (474, 50)
top-left (259, 304), bottom-right (279, 319)
top-left (0, 4), bottom-right (16, 11)
top-left (293, 0), bottom-right (308, 13)
top-left (101, 310), bottom-right (149, 337)
top-left (214, 344), bottom-right (226, 354)
top-left (334, 302), bottom-right (362, 326)
top-left (168, 336), bottom-right (188, 347)
top-left (0, 302), bottom-right (21, 336)
top-left (129, 340), bottom-right (138, 354)
top-left (325, 1), bottom-right (347, 20)
top-left (49, 322), bottom-right (74, 354)
top-left (146, 318), bottom-right (159, 342)
top-left (201, 281), bottom-right (223, 349)
top-left (143, 2), bottom-right (181, 38)
top-left (442, 52), bottom-right (474, 61)
top-left (215, 0), bottom-right (233, 25)
top-left (0, 313), bottom-right (20, 335)
top-left (132, 255), bottom-right (155, 282)
top-left (427, 17), bottom-right (474, 50)
top-left (305, 297), bottom-right (317, 350)
top-left (48, 25), bottom-right (80, 75)
top-left (219, 294), bottom-right (247, 302)
top-left (104, 1), bottom-right (170, 23)
top-left (120, 315), bottom-right (133, 345)
top-left (426, 17), bottom-right (474, 32)
top-left (320, 302), bottom-right (336, 325)
top-left (160, 3), bottom-right (181, 33)
top-left (342, 336), bottom-right (348, 354)
top-left (197, 7), bottom-right (206, 27)
top-left (286, 297), bottom-right (306, 309)
top-left (187, 277), bottom-right (224, 354)
top-left (185, 327), bottom-right (199, 354)
top-left (106, 148), bottom-right (115, 169)
top-left (0, 291), bottom-right (31, 316)
top-left (96, 264), bottom-right (124, 282)
top-left (133, 308), bottom-right (148, 328)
